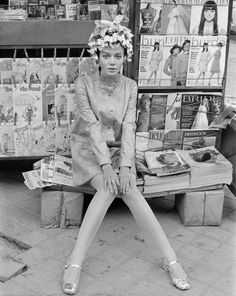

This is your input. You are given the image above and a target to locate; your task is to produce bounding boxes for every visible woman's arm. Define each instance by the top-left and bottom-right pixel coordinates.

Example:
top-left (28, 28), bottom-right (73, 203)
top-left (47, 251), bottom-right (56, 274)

top-left (73, 77), bottom-right (112, 167)
top-left (119, 80), bottom-right (138, 168)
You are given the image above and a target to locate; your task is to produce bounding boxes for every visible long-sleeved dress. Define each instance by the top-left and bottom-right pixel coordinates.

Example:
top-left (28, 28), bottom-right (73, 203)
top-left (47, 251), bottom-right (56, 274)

top-left (70, 72), bottom-right (138, 186)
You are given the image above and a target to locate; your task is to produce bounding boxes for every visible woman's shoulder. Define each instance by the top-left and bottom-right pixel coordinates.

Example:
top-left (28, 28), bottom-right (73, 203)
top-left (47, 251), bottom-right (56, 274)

top-left (122, 75), bottom-right (137, 88)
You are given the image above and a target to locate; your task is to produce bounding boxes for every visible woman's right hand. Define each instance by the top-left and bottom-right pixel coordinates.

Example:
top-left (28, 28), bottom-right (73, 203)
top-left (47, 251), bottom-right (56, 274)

top-left (102, 164), bottom-right (119, 195)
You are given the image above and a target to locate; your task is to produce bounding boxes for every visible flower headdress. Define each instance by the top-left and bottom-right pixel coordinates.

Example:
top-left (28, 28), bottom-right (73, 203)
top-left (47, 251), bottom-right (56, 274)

top-left (88, 15), bottom-right (134, 62)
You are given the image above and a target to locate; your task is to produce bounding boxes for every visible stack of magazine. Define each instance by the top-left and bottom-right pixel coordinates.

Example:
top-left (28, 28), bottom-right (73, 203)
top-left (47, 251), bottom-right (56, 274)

top-left (23, 154), bottom-right (74, 189)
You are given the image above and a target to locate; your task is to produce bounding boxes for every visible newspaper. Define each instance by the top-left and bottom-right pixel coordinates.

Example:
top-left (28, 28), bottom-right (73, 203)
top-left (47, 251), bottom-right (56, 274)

top-left (22, 154), bottom-right (74, 189)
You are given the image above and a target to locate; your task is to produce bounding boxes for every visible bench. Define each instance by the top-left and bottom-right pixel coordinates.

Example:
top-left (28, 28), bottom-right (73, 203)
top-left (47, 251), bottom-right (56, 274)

top-left (40, 182), bottom-right (224, 228)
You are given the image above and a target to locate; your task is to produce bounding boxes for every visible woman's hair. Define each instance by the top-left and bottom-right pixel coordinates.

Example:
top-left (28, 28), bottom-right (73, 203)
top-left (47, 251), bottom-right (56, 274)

top-left (198, 0), bottom-right (218, 36)
top-left (181, 39), bottom-right (190, 50)
top-left (202, 42), bottom-right (208, 52)
top-left (153, 42), bottom-right (160, 51)
top-left (170, 44), bottom-right (181, 54)
top-left (88, 15), bottom-right (133, 62)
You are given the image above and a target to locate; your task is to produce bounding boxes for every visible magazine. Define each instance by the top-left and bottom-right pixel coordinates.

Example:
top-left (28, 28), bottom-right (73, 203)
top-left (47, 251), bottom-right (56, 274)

top-left (40, 154), bottom-right (74, 187)
top-left (101, 4), bottom-right (117, 21)
top-left (0, 123), bottom-right (15, 157)
top-left (148, 128), bottom-right (221, 151)
top-left (118, 0), bottom-right (129, 22)
top-left (139, 1), bottom-right (162, 34)
top-left (13, 84), bottom-right (43, 125)
top-left (66, 57), bottom-right (80, 84)
top-left (23, 169), bottom-right (51, 190)
top-left (0, 85), bottom-right (14, 125)
top-left (53, 58), bottom-right (67, 85)
top-left (26, 58), bottom-right (41, 87)
top-left (12, 58), bottom-right (28, 85)
top-left (65, 4), bottom-right (77, 20)
top-left (179, 92), bottom-right (224, 129)
top-left (144, 150), bottom-right (191, 176)
top-left (165, 92), bottom-right (183, 130)
top-left (55, 122), bottom-right (70, 154)
top-left (160, 2), bottom-right (191, 35)
top-left (186, 36), bottom-right (227, 87)
top-left (138, 35), bottom-right (191, 87)
top-left (41, 58), bottom-right (54, 87)
top-left (189, 0), bottom-right (229, 36)
top-left (224, 39), bottom-right (236, 104)
top-left (14, 123), bottom-right (29, 156)
top-left (27, 122), bottom-right (46, 156)
top-left (88, 0), bottom-right (102, 20)
top-left (136, 93), bottom-right (167, 132)
top-left (54, 84), bottom-right (68, 125)
top-left (44, 121), bottom-right (57, 153)
top-left (79, 57), bottom-right (97, 77)
top-left (67, 84), bottom-right (77, 124)
top-left (0, 59), bottom-right (13, 85)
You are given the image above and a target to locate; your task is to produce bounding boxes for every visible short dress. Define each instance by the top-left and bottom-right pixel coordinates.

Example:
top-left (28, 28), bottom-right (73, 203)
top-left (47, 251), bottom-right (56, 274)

top-left (198, 51), bottom-right (211, 73)
top-left (70, 72), bottom-right (138, 186)
top-left (149, 50), bottom-right (163, 71)
top-left (210, 49), bottom-right (221, 74)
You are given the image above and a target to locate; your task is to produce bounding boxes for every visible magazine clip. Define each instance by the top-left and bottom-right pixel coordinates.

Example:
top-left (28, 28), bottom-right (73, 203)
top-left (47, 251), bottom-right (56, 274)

top-left (79, 48), bottom-right (85, 61)
top-left (41, 48), bottom-right (44, 61)
top-left (13, 49), bottom-right (17, 62)
top-left (67, 48), bottom-right (70, 61)
top-left (24, 49), bottom-right (30, 62)
top-left (14, 113), bottom-right (17, 126)
top-left (54, 48), bottom-right (57, 61)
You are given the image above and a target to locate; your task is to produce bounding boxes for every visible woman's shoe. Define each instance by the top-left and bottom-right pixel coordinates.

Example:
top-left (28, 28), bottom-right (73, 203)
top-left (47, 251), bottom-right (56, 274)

top-left (62, 264), bottom-right (81, 295)
top-left (162, 259), bottom-right (191, 290)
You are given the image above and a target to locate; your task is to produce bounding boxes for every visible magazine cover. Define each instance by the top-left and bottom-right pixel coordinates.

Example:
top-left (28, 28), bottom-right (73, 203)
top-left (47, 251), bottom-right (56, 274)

top-left (0, 59), bottom-right (13, 85)
top-left (139, 0), bottom-right (162, 34)
top-left (66, 57), bottom-right (80, 84)
top-left (41, 58), bottom-right (54, 87)
top-left (118, 0), bottom-right (129, 22)
top-left (55, 122), bottom-right (70, 154)
top-left (0, 85), bottom-right (14, 125)
top-left (144, 150), bottom-right (191, 176)
top-left (138, 35), bottom-right (191, 87)
top-left (53, 58), bottom-right (67, 85)
top-left (79, 57), bottom-right (97, 77)
top-left (0, 123), bottom-right (15, 157)
top-left (26, 58), bottom-right (41, 87)
top-left (13, 84), bottom-right (43, 125)
top-left (148, 129), bottom-right (165, 151)
top-left (88, 0), bottom-right (102, 20)
top-left (180, 92), bottom-right (223, 129)
top-left (186, 36), bottom-right (227, 87)
top-left (181, 129), bottom-right (221, 150)
top-left (164, 92), bottom-right (183, 130)
top-left (189, 0), bottom-right (229, 36)
top-left (101, 4), bottom-right (118, 21)
top-left (9, 0), bottom-right (27, 7)
top-left (14, 123), bottom-right (29, 156)
top-left (54, 84), bottom-right (68, 125)
top-left (65, 4), bottom-right (77, 20)
top-left (42, 83), bottom-right (56, 122)
top-left (27, 122), bottom-right (46, 156)
top-left (136, 93), bottom-right (167, 131)
top-left (12, 58), bottom-right (28, 85)
top-left (44, 121), bottom-right (57, 153)
top-left (160, 2), bottom-right (191, 35)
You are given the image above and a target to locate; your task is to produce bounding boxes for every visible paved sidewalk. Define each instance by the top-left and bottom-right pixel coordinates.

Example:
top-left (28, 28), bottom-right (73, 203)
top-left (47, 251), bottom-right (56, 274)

top-left (0, 161), bottom-right (236, 296)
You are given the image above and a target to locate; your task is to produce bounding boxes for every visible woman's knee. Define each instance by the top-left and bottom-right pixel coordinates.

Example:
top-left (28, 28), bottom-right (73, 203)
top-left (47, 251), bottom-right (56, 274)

top-left (121, 187), bottom-right (144, 202)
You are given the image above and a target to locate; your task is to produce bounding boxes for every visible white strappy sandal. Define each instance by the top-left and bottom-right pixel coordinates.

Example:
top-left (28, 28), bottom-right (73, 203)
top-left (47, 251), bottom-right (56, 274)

top-left (62, 264), bottom-right (82, 295)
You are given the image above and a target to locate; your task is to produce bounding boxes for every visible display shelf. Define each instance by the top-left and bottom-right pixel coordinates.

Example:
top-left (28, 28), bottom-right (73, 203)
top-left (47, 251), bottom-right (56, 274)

top-left (0, 20), bottom-right (96, 48)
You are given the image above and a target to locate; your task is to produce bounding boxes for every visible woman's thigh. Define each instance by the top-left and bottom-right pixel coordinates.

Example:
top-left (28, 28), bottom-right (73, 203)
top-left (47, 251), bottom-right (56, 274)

top-left (90, 174), bottom-right (116, 200)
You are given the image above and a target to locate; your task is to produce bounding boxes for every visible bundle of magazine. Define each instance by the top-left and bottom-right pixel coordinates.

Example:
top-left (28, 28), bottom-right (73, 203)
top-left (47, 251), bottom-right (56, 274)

top-left (139, 146), bottom-right (232, 194)
top-left (23, 154), bottom-right (74, 189)
top-left (144, 150), bottom-right (190, 176)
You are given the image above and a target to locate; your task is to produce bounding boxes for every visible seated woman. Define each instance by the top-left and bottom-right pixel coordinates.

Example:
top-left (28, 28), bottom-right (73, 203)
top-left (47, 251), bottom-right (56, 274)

top-left (62, 15), bottom-right (191, 295)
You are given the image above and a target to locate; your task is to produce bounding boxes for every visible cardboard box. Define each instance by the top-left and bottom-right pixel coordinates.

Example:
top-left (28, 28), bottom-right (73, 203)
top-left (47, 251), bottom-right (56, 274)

top-left (41, 187), bottom-right (84, 228)
top-left (175, 190), bottom-right (224, 226)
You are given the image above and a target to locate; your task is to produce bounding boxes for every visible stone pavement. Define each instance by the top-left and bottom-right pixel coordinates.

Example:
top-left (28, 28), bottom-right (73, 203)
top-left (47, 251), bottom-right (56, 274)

top-left (0, 161), bottom-right (236, 296)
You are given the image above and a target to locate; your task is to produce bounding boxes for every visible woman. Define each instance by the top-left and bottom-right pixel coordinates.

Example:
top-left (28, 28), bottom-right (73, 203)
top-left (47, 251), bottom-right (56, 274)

top-left (195, 42), bottom-right (211, 86)
top-left (147, 42), bottom-right (163, 85)
top-left (191, 0), bottom-right (226, 35)
top-left (192, 98), bottom-right (209, 129)
top-left (62, 16), bottom-right (191, 294)
top-left (208, 42), bottom-right (223, 86)
top-left (175, 39), bottom-right (190, 86)
top-left (166, 0), bottom-right (189, 34)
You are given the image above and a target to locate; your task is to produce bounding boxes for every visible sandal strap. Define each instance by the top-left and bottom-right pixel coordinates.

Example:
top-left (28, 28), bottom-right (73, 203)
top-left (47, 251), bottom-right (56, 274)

top-left (64, 264), bottom-right (81, 270)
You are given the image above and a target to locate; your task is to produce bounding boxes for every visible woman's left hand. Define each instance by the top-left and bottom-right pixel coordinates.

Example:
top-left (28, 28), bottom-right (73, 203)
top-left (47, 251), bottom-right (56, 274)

top-left (119, 166), bottom-right (134, 194)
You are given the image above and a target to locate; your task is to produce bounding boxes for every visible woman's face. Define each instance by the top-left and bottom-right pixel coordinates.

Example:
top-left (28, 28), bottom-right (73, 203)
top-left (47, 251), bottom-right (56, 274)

top-left (183, 42), bottom-right (190, 52)
top-left (204, 7), bottom-right (216, 22)
top-left (99, 45), bottom-right (125, 77)
top-left (173, 48), bottom-right (180, 56)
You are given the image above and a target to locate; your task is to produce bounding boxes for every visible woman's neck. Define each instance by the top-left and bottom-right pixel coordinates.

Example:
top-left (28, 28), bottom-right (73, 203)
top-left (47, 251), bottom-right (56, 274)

top-left (99, 70), bottom-right (120, 85)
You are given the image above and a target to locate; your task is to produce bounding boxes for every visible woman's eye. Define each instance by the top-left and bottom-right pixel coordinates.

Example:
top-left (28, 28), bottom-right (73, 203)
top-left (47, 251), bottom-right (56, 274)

top-left (116, 56), bottom-right (122, 59)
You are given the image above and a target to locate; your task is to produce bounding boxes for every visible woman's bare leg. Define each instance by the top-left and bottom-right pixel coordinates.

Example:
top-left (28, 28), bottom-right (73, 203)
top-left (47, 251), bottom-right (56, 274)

top-left (67, 174), bottom-right (116, 266)
top-left (121, 176), bottom-right (176, 263)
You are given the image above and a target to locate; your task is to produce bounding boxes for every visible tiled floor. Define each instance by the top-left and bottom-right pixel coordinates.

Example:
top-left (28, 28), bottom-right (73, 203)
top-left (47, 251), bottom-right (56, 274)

top-left (0, 160), bottom-right (236, 296)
